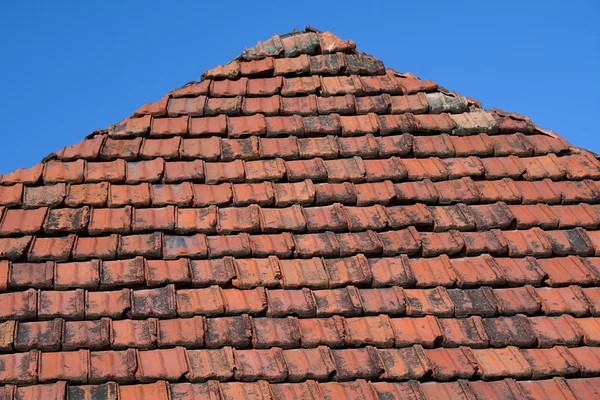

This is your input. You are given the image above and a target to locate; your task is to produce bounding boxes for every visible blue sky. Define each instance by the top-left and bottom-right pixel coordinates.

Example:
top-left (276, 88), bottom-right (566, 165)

top-left (0, 1), bottom-right (598, 174)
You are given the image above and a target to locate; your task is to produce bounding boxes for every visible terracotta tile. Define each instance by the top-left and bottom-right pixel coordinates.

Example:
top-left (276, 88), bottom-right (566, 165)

top-left (546, 228), bottom-right (595, 257)
top-left (101, 137), bottom-right (143, 160)
top-left (420, 231), bottom-right (464, 257)
top-left (441, 156), bottom-right (485, 179)
top-left (204, 160), bottom-right (245, 184)
top-left (166, 96), bottom-right (206, 117)
top-left (205, 61), bottom-right (240, 79)
top-left (450, 133), bottom-right (494, 157)
top-left (345, 315), bottom-right (395, 347)
top-left (277, 258), bottom-right (327, 289)
top-left (0, 184), bottom-right (23, 207)
top-left (354, 181), bottom-right (395, 206)
top-left (565, 378), bottom-right (600, 398)
top-left (205, 315), bottom-right (252, 348)
top-left (90, 349), bottom-right (137, 384)
top-left (0, 207), bottom-right (47, 236)
top-left (331, 347), bottom-right (385, 381)
top-left (390, 315), bottom-right (443, 348)
top-left (379, 346), bottom-right (430, 380)
top-left (181, 137), bottom-right (221, 160)
top-left (65, 182), bottom-right (108, 207)
top-left (23, 183), bottom-right (66, 208)
top-left (132, 284), bottom-right (176, 318)
top-left (175, 207), bottom-right (217, 234)
top-left (146, 258), bottom-right (191, 286)
top-left (293, 232), bottom-right (341, 258)
top-left (410, 256), bottom-right (455, 287)
top-left (481, 315), bottom-right (538, 348)
top-left (232, 257), bottom-right (280, 289)
top-left (246, 76), bottom-right (282, 96)
top-left (536, 286), bottom-right (589, 316)
top-left (345, 205), bottom-right (390, 232)
top-left (322, 157), bottom-right (365, 183)
top-left (157, 316), bottom-right (204, 348)
top-left (170, 382), bottom-right (222, 400)
top-left (310, 52), bottom-right (345, 74)
top-left (87, 207), bottom-right (131, 235)
top-left (265, 115), bottom-right (305, 137)
top-left (426, 347), bottom-right (477, 380)
top-left (176, 286), bottom-right (224, 317)
top-left (119, 232), bottom-right (162, 258)
top-left (522, 347), bottom-right (580, 379)
top-left (1, 164), bottom-right (44, 185)
top-left (206, 233), bottom-right (251, 258)
top-left (222, 287), bottom-right (267, 315)
top-left (192, 183), bottom-right (232, 207)
top-left (242, 95), bottom-right (280, 116)
top-left (282, 347), bottom-right (335, 382)
top-left (44, 207), bottom-right (90, 234)
top-left (210, 78), bottom-right (248, 98)
top-left (321, 75), bottom-right (364, 96)
top-left (109, 183), bottom-right (151, 207)
top-left (393, 180), bottom-right (438, 205)
top-left (0, 236), bottom-right (33, 261)
top-left (272, 181), bottom-right (314, 207)
top-left (320, 380), bottom-right (378, 400)
top-left (494, 257), bottom-right (546, 287)
top-left (244, 159), bottom-right (287, 182)
top-left (324, 254), bottom-right (371, 288)
top-left (529, 315), bottom-right (583, 347)
top-left (85, 288), bottom-right (131, 319)
top-left (6, 262), bottom-right (49, 290)
top-left (16, 381), bottom-right (67, 400)
top-left (317, 94), bottom-right (356, 115)
top-left (205, 96), bottom-right (243, 116)
top-left (489, 133), bottom-right (534, 157)
top-left (54, 259), bottom-right (99, 289)
top-left (267, 288), bottom-right (316, 317)
top-left (434, 177), bottom-right (481, 204)
top-left (43, 160), bottom-right (85, 184)
top-left (412, 114), bottom-right (456, 133)
top-left (189, 258), bottom-right (235, 287)
top-left (559, 181), bottom-right (600, 205)
top-left (377, 114), bottom-right (417, 135)
top-left (472, 347), bottom-right (532, 380)
top-left (474, 179), bottom-right (522, 204)
top-left (172, 81), bottom-right (210, 98)
top-left (28, 235), bottom-right (75, 262)
top-left (297, 137), bottom-right (339, 160)
top-left (150, 182), bottom-right (194, 206)
top-left (0, 350), bottom-right (38, 384)
top-left (126, 158), bottom-right (165, 184)
top-left (493, 285), bottom-right (541, 316)
top-left (72, 235), bottom-right (119, 260)
top-left (412, 134), bottom-right (454, 158)
top-left (221, 137), bottom-right (259, 161)
top-left (85, 160), bottom-right (126, 183)
top-left (280, 95), bottom-right (318, 116)
top-left (150, 116), bottom-right (189, 137)
top-left (294, 317), bottom-right (343, 348)
top-left (438, 316), bottom-right (489, 348)
top-left (38, 289), bottom-right (84, 320)
top-left (368, 256), bottom-right (415, 288)
top-left (189, 115), bottom-right (227, 136)
top-left (508, 204), bottom-right (559, 229)
top-left (552, 204), bottom-right (598, 229)
top-left (285, 159), bottom-right (327, 183)
top-left (399, 158), bottom-right (448, 182)
top-left (250, 316), bottom-right (298, 349)
top-left (119, 381), bottom-right (169, 400)
top-left (355, 94), bottom-right (391, 115)
top-left (428, 205), bottom-right (475, 232)
top-left (137, 347), bottom-right (189, 382)
top-left (134, 95), bottom-right (169, 116)
top-left (461, 230), bottom-right (509, 256)
top-left (514, 179), bottom-right (562, 204)
top-left (186, 348), bottom-right (235, 381)
top-left (371, 381), bottom-right (426, 400)
top-left (227, 115), bottom-right (266, 138)
top-left (404, 287), bottom-right (455, 317)
top-left (360, 71), bottom-right (403, 94)
top-left (503, 228), bottom-right (553, 257)
top-left (313, 287), bottom-right (362, 317)
top-left (560, 152), bottom-right (600, 180)
top-left (281, 76), bottom-right (320, 96)
top-left (132, 206), bottom-right (175, 232)
top-left (567, 347), bottom-right (600, 377)
top-left (273, 54), bottom-right (310, 75)
top-left (109, 115), bottom-right (151, 138)
top-left (234, 348), bottom-right (288, 382)
top-left (448, 287), bottom-right (497, 317)
top-left (62, 318), bottom-right (110, 351)
top-left (111, 318), bottom-right (157, 349)
top-left (462, 203), bottom-right (514, 231)
top-left (14, 319), bottom-right (61, 351)
top-left (240, 57), bottom-right (274, 75)
top-left (537, 256), bottom-right (595, 286)
top-left (377, 228), bottom-right (422, 256)
top-left (337, 231), bottom-right (382, 257)
top-left (39, 349), bottom-right (90, 383)
top-left (0, 260), bottom-right (6, 291)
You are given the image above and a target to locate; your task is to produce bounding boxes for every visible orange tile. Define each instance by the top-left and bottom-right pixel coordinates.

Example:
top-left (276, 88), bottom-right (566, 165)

top-left (321, 76), bottom-right (364, 96)
top-left (310, 53), bottom-right (345, 74)
top-left (85, 159), bottom-right (126, 183)
top-left (109, 183), bottom-right (151, 206)
top-left (283, 347), bottom-right (335, 381)
top-left (44, 207), bottom-right (89, 234)
top-left (205, 96), bottom-right (243, 116)
top-left (0, 207), bottom-right (48, 236)
top-left (331, 347), bottom-right (384, 380)
top-left (54, 259), bottom-right (100, 289)
top-left (0, 350), bottom-right (39, 384)
top-left (1, 164), bottom-right (44, 185)
top-left (111, 318), bottom-right (157, 350)
top-left (119, 381), bottom-right (169, 400)
top-left (72, 234), bottom-right (119, 260)
top-left (204, 62), bottom-right (240, 79)
top-left (157, 316), bottom-right (204, 348)
top-left (132, 284), bottom-right (176, 319)
top-left (242, 95), bottom-right (280, 116)
top-left (355, 181), bottom-right (396, 206)
top-left (186, 348), bottom-right (235, 381)
top-left (234, 348), bottom-right (287, 382)
top-left (227, 114), bottom-right (266, 138)
top-left (210, 77), bottom-right (248, 97)
top-left (132, 206), bottom-right (176, 232)
top-left (175, 207), bottom-right (217, 234)
top-left (189, 115), bottom-right (227, 136)
top-left (85, 288), bottom-right (131, 319)
top-left (136, 347), bottom-right (189, 382)
top-left (176, 286), bottom-right (224, 317)
top-left (14, 319), bottom-right (61, 351)
top-left (134, 95), bottom-right (169, 116)
top-left (66, 182), bottom-right (109, 207)
top-left (265, 115), bottom-right (305, 136)
top-left (172, 80), bottom-right (210, 98)
top-left (280, 95), bottom-right (318, 116)
top-left (28, 235), bottom-right (76, 262)
top-left (109, 115), bottom-right (151, 138)
top-left (163, 233), bottom-right (208, 259)
top-left (38, 289), bottom-right (84, 319)
top-left (273, 54), bottom-right (310, 75)
top-left (259, 137), bottom-right (299, 159)
top-left (246, 76), bottom-right (282, 96)
top-left (101, 137), bottom-right (143, 160)
top-left (166, 96), bottom-right (206, 117)
top-left (126, 158), bottom-right (165, 183)
top-left (267, 288), bottom-right (316, 317)
top-left (90, 348), bottom-right (137, 383)
top-left (192, 182), bottom-right (232, 206)
top-left (145, 258), bottom-right (191, 286)
top-left (206, 234), bottom-right (251, 258)
top-left (23, 183), bottom-right (66, 208)
top-left (239, 57), bottom-right (274, 75)
top-left (281, 76), bottom-right (320, 96)
top-left (317, 94), bottom-right (355, 115)
top-left (119, 232), bottom-right (162, 258)
top-left (63, 319), bottom-right (110, 351)
top-left (181, 137), bottom-right (221, 160)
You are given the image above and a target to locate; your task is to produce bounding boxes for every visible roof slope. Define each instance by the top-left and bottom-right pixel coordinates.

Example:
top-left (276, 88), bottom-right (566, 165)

top-left (1, 27), bottom-right (600, 399)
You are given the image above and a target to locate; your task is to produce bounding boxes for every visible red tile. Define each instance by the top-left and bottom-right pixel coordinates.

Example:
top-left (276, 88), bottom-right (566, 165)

top-left (281, 32), bottom-right (319, 56)
top-left (101, 137), bottom-right (143, 160)
top-left (28, 235), bottom-right (76, 262)
top-left (90, 348), bottom-right (137, 383)
top-left (448, 287), bottom-right (497, 317)
top-left (157, 316), bottom-right (204, 348)
top-left (0, 207), bottom-right (48, 236)
top-left (273, 54), bottom-right (310, 75)
top-left (0, 260), bottom-right (6, 291)
top-left (72, 235), bottom-right (119, 260)
top-left (111, 318), bottom-right (157, 349)
top-left (404, 287), bottom-right (455, 317)
top-left (355, 94), bottom-right (391, 115)
top-left (1, 164), bottom-right (44, 185)
top-left (259, 205), bottom-right (306, 233)
top-left (151, 183), bottom-right (194, 206)
top-left (355, 181), bottom-right (396, 206)
top-left (278, 258), bottom-right (328, 289)
top-left (489, 133), bottom-right (534, 156)
top-left (44, 207), bottom-right (90, 234)
top-left (146, 258), bottom-right (190, 286)
top-left (221, 136), bottom-right (259, 161)
top-left (186, 348), bottom-right (235, 381)
top-left (522, 347), bottom-right (580, 379)
top-left (303, 115), bottom-right (342, 135)
top-left (38, 289), bottom-right (84, 319)
top-left (140, 137), bottom-right (182, 160)
top-left (317, 94), bottom-right (356, 115)
top-left (472, 347), bottom-right (532, 380)
top-left (88, 207), bottom-right (132, 234)
top-left (227, 115), bottom-right (266, 138)
top-left (560, 152), bottom-right (600, 180)
top-left (426, 347), bottom-right (477, 380)
top-left (410, 256), bottom-right (455, 287)
top-left (536, 286), bottom-right (589, 316)
top-left (134, 95), bottom-right (169, 116)
top-left (0, 350), bottom-right (38, 384)
top-left (251, 316), bottom-right (300, 348)
top-left (175, 207), bottom-right (217, 234)
top-left (494, 257), bottom-right (546, 287)
top-left (119, 381), bottom-right (169, 400)
top-left (246, 76), bottom-right (282, 96)
top-left (132, 284), bottom-right (177, 318)
top-left (189, 115), bottom-right (227, 136)
top-left (379, 347), bottom-right (430, 380)
top-left (167, 96), bottom-right (206, 117)
top-left (0, 184), bottom-right (23, 207)
top-left (321, 76), bottom-right (364, 96)
top-left (283, 347), bottom-right (335, 382)
top-left (234, 348), bottom-right (288, 382)
top-left (55, 259), bottom-right (100, 289)
top-left (150, 116), bottom-right (189, 136)
top-left (204, 160), bottom-right (245, 184)
top-left (493, 286), bottom-right (541, 316)
top-left (267, 288), bottom-right (316, 317)
top-left (14, 319), bottom-right (62, 351)
top-left (109, 115), bottom-right (151, 138)
top-left (193, 183), bottom-right (232, 206)
top-left (8, 261), bottom-right (53, 289)
top-left (273, 181), bottom-right (315, 207)
top-left (181, 137), bottom-right (221, 160)
top-left (206, 233), bottom-right (251, 258)
top-left (58, 136), bottom-right (104, 161)
top-left (508, 204), bottom-right (559, 229)
top-left (109, 183), bottom-right (151, 206)
top-left (331, 347), bottom-right (385, 380)
top-left (413, 114), bottom-right (456, 133)
top-left (221, 287), bottom-right (267, 315)
top-left (552, 204), bottom-right (598, 229)
top-left (119, 232), bottom-right (162, 258)
top-left (546, 228), bottom-right (595, 257)
top-left (66, 182), bottom-right (109, 207)
top-left (63, 319), bottom-right (110, 351)
top-left (297, 316), bottom-right (345, 348)
top-left (250, 232), bottom-right (295, 258)
top-left (205, 96), bottom-right (243, 116)
top-left (240, 57), bottom-right (274, 75)
top-left (85, 159), bottom-right (126, 183)
top-left (210, 78), bottom-right (248, 97)
top-left (313, 287), bottom-right (362, 317)
top-left (126, 158), bottom-right (165, 183)
top-left (244, 159), bottom-right (287, 182)
top-left (163, 234), bottom-right (208, 259)
top-left (368, 256), bottom-right (415, 288)
top-left (537, 256), bottom-right (595, 286)
top-left (172, 80), bottom-right (210, 98)
top-left (85, 288), bottom-right (131, 319)
top-left (204, 62), bottom-right (240, 79)
top-left (0, 236), bottom-right (33, 261)
top-left (205, 315), bottom-right (252, 348)
top-left (137, 347), bottom-right (189, 382)
top-left (297, 136), bottom-right (339, 159)
top-left (514, 179), bottom-right (563, 205)
top-left (132, 206), bottom-right (175, 232)
top-left (242, 95), bottom-right (280, 116)
top-left (23, 183), bottom-right (66, 208)
top-left (280, 95), bottom-right (318, 116)
top-left (265, 115), bottom-right (305, 137)
top-left (481, 315), bottom-right (537, 348)
top-left (377, 228), bottom-right (422, 257)
top-left (281, 75), bottom-right (321, 96)
top-left (438, 317), bottom-right (489, 348)
top-left (474, 178), bottom-right (522, 204)
top-left (345, 315), bottom-right (395, 347)
top-left (503, 228), bottom-right (553, 257)
top-left (43, 160), bottom-right (85, 184)
top-left (360, 72), bottom-right (403, 95)
top-left (310, 53), bottom-right (345, 74)
top-left (529, 315), bottom-right (583, 347)
top-left (177, 286), bottom-right (224, 317)
top-left (320, 381), bottom-right (378, 400)
top-left (420, 231), bottom-right (464, 257)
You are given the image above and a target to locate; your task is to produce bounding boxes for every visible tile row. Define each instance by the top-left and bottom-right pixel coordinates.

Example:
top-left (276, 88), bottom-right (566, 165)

top-left (2, 282), bottom-right (600, 321)
top-left (1, 342), bottom-right (600, 385)
top-left (4, 202), bottom-right (600, 239)
top-left (48, 132), bottom-right (570, 166)
top-left (2, 225), bottom-right (600, 263)
top-left (2, 310), bottom-right (600, 353)
top-left (1, 250), bottom-right (600, 291)
top-left (2, 377), bottom-right (599, 400)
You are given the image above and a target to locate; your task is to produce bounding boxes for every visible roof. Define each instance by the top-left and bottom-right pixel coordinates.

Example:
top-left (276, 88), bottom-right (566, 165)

top-left (1, 27), bottom-right (600, 399)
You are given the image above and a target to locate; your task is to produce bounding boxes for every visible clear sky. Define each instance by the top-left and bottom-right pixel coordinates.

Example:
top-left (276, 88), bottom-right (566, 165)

top-left (0, 1), bottom-right (598, 174)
